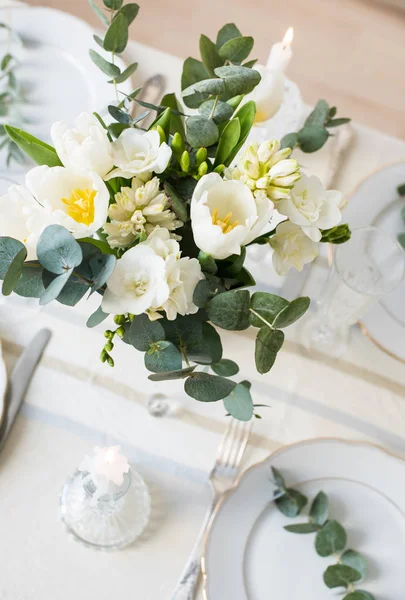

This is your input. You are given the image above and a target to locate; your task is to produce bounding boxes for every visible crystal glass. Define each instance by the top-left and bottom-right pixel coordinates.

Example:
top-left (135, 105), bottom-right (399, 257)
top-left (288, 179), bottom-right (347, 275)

top-left (303, 227), bottom-right (405, 357)
top-left (60, 467), bottom-right (151, 550)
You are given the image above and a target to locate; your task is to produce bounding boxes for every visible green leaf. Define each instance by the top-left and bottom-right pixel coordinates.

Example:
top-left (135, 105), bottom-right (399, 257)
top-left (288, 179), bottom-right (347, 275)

top-left (397, 183), bottom-right (405, 196)
top-left (79, 237), bottom-right (115, 255)
top-left (214, 65), bottom-right (261, 96)
top-left (0, 237), bottom-right (25, 279)
top-left (341, 550), bottom-right (367, 581)
top-left (89, 253), bottom-right (116, 293)
top-left (198, 253), bottom-right (218, 277)
top-left (113, 3), bottom-right (139, 25)
top-left (150, 107), bottom-right (171, 137)
top-left (181, 58), bottom-right (210, 109)
top-left (40, 270), bottom-right (71, 305)
top-left (207, 290), bottom-right (250, 330)
top-left (193, 277), bottom-right (224, 308)
top-left (216, 23), bottom-right (242, 49)
top-left (161, 93), bottom-right (185, 137)
top-left (161, 315), bottom-right (222, 364)
top-left (183, 78), bottom-right (225, 98)
top-left (129, 314), bottom-right (165, 351)
top-left (315, 520), bottom-right (347, 557)
top-left (223, 381), bottom-right (253, 421)
top-left (144, 340), bottom-right (182, 373)
top-left (108, 105), bottom-right (132, 124)
top-left (284, 523), bottom-right (319, 534)
top-left (195, 322), bottom-right (223, 364)
top-left (326, 117), bottom-right (351, 128)
top-left (243, 58), bottom-right (257, 68)
top-left (320, 224), bottom-right (351, 244)
top-left (148, 365), bottom-right (196, 381)
top-left (225, 100), bottom-right (256, 164)
top-left (275, 488), bottom-right (308, 517)
top-left (222, 247), bottom-right (246, 277)
top-left (14, 265), bottom-right (45, 298)
top-left (271, 466), bottom-right (286, 490)
top-left (218, 36), bottom-right (254, 64)
top-left (103, 13), bottom-right (128, 53)
top-left (2, 247), bottom-right (26, 295)
top-left (88, 0), bottom-right (109, 26)
top-left (323, 564), bottom-right (361, 589)
top-left (103, 0), bottom-right (123, 8)
top-left (163, 182), bottom-right (188, 222)
top-left (272, 297), bottom-right (310, 328)
top-left (89, 49), bottom-right (121, 77)
top-left (398, 233), bottom-right (405, 248)
top-left (186, 116), bottom-right (219, 148)
top-left (280, 132), bottom-right (298, 150)
top-left (36, 226), bottom-right (82, 275)
top-left (199, 34), bottom-right (224, 77)
top-left (109, 62), bottom-right (137, 83)
top-left (199, 99), bottom-right (233, 124)
top-left (184, 372), bottom-right (237, 402)
top-left (5, 125), bottom-right (62, 167)
top-left (249, 292), bottom-right (289, 328)
top-left (214, 118), bottom-right (240, 167)
top-left (1, 53), bottom-right (13, 70)
top-left (226, 95), bottom-right (244, 110)
top-left (298, 125), bottom-right (329, 153)
top-left (309, 491), bottom-right (328, 526)
top-left (343, 592), bottom-right (376, 600)
top-left (87, 306), bottom-right (109, 328)
top-left (305, 99), bottom-right (330, 127)
top-left (212, 358), bottom-right (239, 377)
top-left (255, 328), bottom-right (284, 374)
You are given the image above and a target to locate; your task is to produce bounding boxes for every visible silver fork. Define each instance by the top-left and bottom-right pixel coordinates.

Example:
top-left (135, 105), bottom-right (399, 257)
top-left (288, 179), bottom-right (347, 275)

top-left (170, 417), bottom-right (253, 600)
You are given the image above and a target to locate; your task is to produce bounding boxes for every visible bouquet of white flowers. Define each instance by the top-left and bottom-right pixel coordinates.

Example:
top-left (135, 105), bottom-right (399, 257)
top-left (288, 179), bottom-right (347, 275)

top-left (0, 1), bottom-right (351, 421)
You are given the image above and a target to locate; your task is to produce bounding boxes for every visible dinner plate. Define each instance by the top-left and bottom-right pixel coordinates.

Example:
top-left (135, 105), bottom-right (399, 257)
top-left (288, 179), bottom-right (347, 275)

top-left (0, 6), bottom-right (132, 176)
top-left (342, 163), bottom-right (405, 362)
top-left (0, 339), bottom-right (7, 427)
top-left (202, 438), bottom-right (405, 599)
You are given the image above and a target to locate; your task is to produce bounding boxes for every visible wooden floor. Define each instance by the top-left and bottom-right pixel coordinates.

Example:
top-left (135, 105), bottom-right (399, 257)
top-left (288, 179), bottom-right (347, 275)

top-left (29, 0), bottom-right (405, 139)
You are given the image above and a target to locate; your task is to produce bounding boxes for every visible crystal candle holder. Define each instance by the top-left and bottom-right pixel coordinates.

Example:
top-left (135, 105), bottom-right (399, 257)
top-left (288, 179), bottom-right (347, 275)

top-left (60, 467), bottom-right (151, 551)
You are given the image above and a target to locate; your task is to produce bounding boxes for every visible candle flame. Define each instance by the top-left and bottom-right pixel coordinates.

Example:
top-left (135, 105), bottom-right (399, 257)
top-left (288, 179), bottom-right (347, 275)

top-left (283, 27), bottom-right (294, 48)
top-left (105, 448), bottom-right (115, 464)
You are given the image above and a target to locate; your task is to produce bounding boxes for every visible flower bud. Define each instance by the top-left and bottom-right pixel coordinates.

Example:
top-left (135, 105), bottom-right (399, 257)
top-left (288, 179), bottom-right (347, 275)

top-left (198, 161), bottom-right (208, 177)
top-left (195, 147), bottom-right (207, 166)
top-left (107, 355), bottom-right (115, 367)
top-left (104, 329), bottom-right (114, 339)
top-left (171, 132), bottom-right (185, 157)
top-left (113, 314), bottom-right (126, 325)
top-left (180, 150), bottom-right (190, 173)
top-left (155, 125), bottom-right (166, 144)
top-left (213, 164), bottom-right (225, 174)
top-left (115, 326), bottom-right (125, 339)
top-left (104, 341), bottom-right (114, 352)
top-left (100, 349), bottom-right (108, 363)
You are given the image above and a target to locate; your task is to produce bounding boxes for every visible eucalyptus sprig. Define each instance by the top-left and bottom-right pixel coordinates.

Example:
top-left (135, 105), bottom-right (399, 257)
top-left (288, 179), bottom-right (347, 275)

top-left (271, 467), bottom-right (376, 600)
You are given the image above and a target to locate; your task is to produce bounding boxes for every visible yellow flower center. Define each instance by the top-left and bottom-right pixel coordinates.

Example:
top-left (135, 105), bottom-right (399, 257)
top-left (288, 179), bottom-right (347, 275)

top-left (211, 208), bottom-right (239, 234)
top-left (62, 188), bottom-right (96, 226)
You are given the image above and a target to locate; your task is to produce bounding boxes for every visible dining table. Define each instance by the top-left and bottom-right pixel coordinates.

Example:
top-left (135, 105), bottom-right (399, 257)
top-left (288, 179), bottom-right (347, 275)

top-left (1, 33), bottom-right (405, 600)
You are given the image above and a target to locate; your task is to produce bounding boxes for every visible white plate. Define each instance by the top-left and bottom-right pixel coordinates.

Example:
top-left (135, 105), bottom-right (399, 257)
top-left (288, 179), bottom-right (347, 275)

top-left (0, 6), bottom-right (132, 175)
top-left (202, 439), bottom-right (405, 599)
top-left (0, 339), bottom-right (7, 427)
top-left (343, 163), bottom-right (405, 362)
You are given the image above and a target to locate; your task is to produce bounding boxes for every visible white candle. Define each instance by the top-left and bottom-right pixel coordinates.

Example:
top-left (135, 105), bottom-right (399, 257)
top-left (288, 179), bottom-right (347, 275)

top-left (79, 445), bottom-right (130, 497)
top-left (266, 27), bottom-right (294, 73)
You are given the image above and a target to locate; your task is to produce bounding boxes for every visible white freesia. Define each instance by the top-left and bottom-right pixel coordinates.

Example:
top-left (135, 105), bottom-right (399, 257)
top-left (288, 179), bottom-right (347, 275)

top-left (269, 221), bottom-right (318, 275)
top-left (51, 112), bottom-right (114, 178)
top-left (26, 165), bottom-right (109, 239)
top-left (105, 129), bottom-right (172, 181)
top-left (190, 173), bottom-right (273, 260)
top-left (103, 176), bottom-right (182, 248)
top-left (0, 185), bottom-right (48, 260)
top-left (102, 228), bottom-right (203, 320)
top-left (277, 173), bottom-right (345, 242)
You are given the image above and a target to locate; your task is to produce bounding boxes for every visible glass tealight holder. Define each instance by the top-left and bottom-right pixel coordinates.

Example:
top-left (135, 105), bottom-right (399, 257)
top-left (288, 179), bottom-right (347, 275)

top-left (60, 467), bottom-right (151, 551)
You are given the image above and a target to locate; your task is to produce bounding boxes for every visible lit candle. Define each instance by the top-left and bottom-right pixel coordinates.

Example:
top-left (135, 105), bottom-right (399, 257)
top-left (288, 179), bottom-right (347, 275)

top-left (79, 445), bottom-right (130, 498)
top-left (251, 27), bottom-right (294, 124)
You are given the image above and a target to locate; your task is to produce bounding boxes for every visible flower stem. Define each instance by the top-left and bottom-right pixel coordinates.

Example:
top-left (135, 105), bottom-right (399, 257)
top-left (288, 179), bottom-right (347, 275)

top-left (180, 344), bottom-right (191, 367)
top-left (209, 95), bottom-right (219, 120)
top-left (109, 8), bottom-right (119, 105)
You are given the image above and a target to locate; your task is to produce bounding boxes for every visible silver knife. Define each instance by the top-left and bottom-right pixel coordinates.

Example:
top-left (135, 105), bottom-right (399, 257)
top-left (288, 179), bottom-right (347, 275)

top-left (0, 328), bottom-right (51, 451)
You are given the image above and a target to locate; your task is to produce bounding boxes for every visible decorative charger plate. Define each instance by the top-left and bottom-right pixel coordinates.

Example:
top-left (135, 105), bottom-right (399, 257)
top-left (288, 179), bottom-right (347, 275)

top-left (342, 163), bottom-right (405, 362)
top-left (202, 438), bottom-right (405, 599)
top-left (0, 6), bottom-right (132, 176)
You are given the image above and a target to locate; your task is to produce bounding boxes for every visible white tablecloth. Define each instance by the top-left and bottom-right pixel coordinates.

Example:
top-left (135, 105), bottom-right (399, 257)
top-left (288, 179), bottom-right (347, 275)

top-left (1, 37), bottom-right (405, 600)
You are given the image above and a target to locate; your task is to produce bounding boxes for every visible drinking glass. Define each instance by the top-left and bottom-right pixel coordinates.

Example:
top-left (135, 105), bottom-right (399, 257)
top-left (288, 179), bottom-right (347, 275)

top-left (303, 227), bottom-right (405, 357)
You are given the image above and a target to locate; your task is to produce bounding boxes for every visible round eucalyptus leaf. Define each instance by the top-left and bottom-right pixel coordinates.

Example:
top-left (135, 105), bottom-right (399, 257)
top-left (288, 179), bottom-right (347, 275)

top-left (206, 290), bottom-right (250, 331)
top-left (323, 564), bottom-right (361, 589)
top-left (280, 132), bottom-right (299, 150)
top-left (186, 116), bottom-right (219, 148)
top-left (214, 65), bottom-right (261, 96)
top-left (148, 366), bottom-right (197, 382)
top-left (144, 340), bottom-right (182, 373)
top-left (193, 277), bottom-right (224, 308)
top-left (103, 12), bottom-right (128, 54)
top-left (2, 246), bottom-right (26, 295)
top-left (284, 523), bottom-right (319, 534)
top-left (315, 520), bottom-right (347, 557)
top-left (212, 358), bottom-right (239, 377)
top-left (43, 271), bottom-right (88, 306)
top-left (275, 488), bottom-right (307, 518)
top-left (89, 253), bottom-right (116, 293)
top-left (14, 264), bottom-right (45, 298)
top-left (39, 270), bottom-right (71, 306)
top-left (271, 466), bottom-right (286, 491)
top-left (216, 23), bottom-right (242, 50)
top-left (298, 125), bottom-right (329, 153)
top-left (87, 306), bottom-right (109, 328)
top-left (255, 328), bottom-right (284, 374)
top-left (0, 236), bottom-right (25, 278)
top-left (343, 591), bottom-right (376, 600)
top-left (218, 36), bottom-right (254, 64)
top-left (37, 225), bottom-right (82, 275)
top-left (190, 321), bottom-right (223, 365)
top-left (129, 314), bottom-right (165, 351)
top-left (199, 34), bottom-right (224, 77)
top-left (341, 550), bottom-right (367, 581)
top-left (199, 99), bottom-right (233, 124)
top-left (223, 381), bottom-right (253, 421)
top-left (305, 99), bottom-right (330, 128)
top-left (249, 292), bottom-right (289, 328)
top-left (309, 491), bottom-right (329, 526)
top-left (183, 78), bottom-right (225, 98)
top-left (184, 372), bottom-right (236, 402)
top-left (272, 296), bottom-right (310, 329)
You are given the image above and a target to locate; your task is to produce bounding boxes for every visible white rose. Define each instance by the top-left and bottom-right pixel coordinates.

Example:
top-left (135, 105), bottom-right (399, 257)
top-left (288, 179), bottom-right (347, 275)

top-left (277, 173), bottom-right (345, 242)
top-left (270, 221), bottom-right (318, 275)
top-left (0, 185), bottom-right (49, 260)
top-left (105, 129), bottom-right (172, 181)
top-left (26, 165), bottom-right (109, 239)
top-left (51, 112), bottom-right (114, 178)
top-left (190, 173), bottom-right (273, 260)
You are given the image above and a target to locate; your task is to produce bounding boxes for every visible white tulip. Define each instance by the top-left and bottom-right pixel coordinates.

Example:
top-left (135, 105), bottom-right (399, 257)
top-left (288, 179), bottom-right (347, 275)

top-left (105, 129), bottom-right (172, 181)
top-left (277, 173), bottom-right (345, 242)
top-left (270, 221), bottom-right (318, 275)
top-left (190, 173), bottom-right (273, 260)
top-left (0, 185), bottom-right (49, 260)
top-left (26, 165), bottom-right (110, 239)
top-left (51, 112), bottom-right (114, 178)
